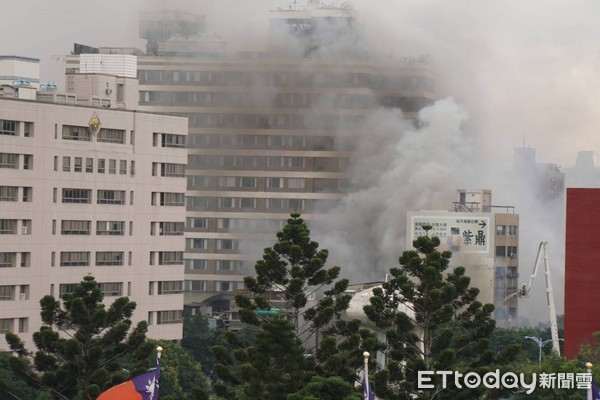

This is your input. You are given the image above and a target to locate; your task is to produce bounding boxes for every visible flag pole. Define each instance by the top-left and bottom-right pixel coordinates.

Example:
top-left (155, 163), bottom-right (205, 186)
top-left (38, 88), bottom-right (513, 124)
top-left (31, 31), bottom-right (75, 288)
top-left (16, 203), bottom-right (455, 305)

top-left (587, 362), bottom-right (593, 400)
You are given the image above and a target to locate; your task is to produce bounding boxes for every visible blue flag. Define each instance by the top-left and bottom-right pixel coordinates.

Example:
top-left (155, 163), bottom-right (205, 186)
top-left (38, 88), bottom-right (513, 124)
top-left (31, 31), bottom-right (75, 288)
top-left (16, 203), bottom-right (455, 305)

top-left (592, 381), bottom-right (600, 400)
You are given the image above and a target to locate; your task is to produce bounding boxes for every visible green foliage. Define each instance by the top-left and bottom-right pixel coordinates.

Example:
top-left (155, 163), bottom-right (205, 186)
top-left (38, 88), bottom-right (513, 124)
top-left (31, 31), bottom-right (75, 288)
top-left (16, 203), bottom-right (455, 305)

top-left (181, 313), bottom-right (229, 375)
top-left (287, 376), bottom-right (363, 400)
top-left (212, 213), bottom-right (368, 399)
top-left (364, 234), bottom-right (517, 399)
top-left (144, 340), bottom-right (209, 400)
top-left (5, 275), bottom-right (153, 400)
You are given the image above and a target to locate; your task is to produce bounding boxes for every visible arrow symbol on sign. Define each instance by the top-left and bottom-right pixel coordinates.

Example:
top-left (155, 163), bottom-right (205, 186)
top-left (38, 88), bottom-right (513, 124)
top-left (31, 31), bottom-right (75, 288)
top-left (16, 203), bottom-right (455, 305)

top-left (479, 220), bottom-right (486, 229)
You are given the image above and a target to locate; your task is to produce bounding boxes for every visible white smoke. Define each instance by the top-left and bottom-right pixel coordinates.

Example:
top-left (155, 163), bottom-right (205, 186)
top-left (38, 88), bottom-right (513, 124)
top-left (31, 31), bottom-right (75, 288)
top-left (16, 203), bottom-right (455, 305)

top-left (314, 97), bottom-right (478, 281)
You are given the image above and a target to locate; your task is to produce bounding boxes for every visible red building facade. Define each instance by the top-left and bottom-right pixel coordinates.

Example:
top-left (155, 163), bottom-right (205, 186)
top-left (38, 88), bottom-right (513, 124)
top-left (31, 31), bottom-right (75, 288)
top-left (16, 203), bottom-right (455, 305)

top-left (565, 188), bottom-right (600, 358)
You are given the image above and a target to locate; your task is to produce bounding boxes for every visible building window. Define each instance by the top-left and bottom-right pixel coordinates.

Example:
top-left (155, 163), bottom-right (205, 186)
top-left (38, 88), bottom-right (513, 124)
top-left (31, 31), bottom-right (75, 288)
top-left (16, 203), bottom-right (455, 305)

top-left (0, 186), bottom-right (17, 201)
top-left (96, 251), bottom-right (124, 266)
top-left (188, 218), bottom-right (208, 229)
top-left (20, 252), bottom-right (30, 268)
top-left (266, 178), bottom-right (283, 188)
top-left (239, 197), bottom-right (257, 208)
top-left (218, 177), bottom-right (236, 188)
top-left (289, 157), bottom-right (305, 168)
top-left (85, 158), bottom-right (93, 173)
top-left (217, 218), bottom-right (231, 229)
top-left (240, 177), bottom-right (257, 188)
top-left (0, 286), bottom-right (15, 301)
top-left (189, 176), bottom-right (208, 188)
top-left (162, 163), bottom-right (185, 177)
top-left (218, 197), bottom-right (234, 208)
top-left (119, 160), bottom-right (127, 175)
top-left (288, 199), bottom-right (305, 210)
top-left (186, 280), bottom-right (206, 291)
top-left (189, 239), bottom-right (208, 250)
top-left (62, 188), bottom-right (91, 203)
top-left (0, 318), bottom-right (13, 333)
top-left (59, 283), bottom-right (77, 297)
top-left (158, 281), bottom-right (183, 295)
top-left (98, 159), bottom-right (105, 173)
top-left (287, 178), bottom-right (306, 189)
top-left (60, 252), bottom-right (90, 266)
top-left (21, 220), bottom-right (31, 235)
top-left (507, 246), bottom-right (518, 258)
top-left (22, 155), bottom-right (32, 170)
top-left (109, 159), bottom-right (116, 174)
top-left (217, 239), bottom-right (234, 250)
top-left (495, 246), bottom-right (506, 257)
top-left (158, 251), bottom-right (184, 265)
top-left (160, 133), bottom-right (186, 148)
top-left (97, 128), bottom-right (125, 144)
top-left (96, 221), bottom-right (125, 235)
top-left (508, 225), bottom-right (518, 236)
top-left (74, 157), bottom-right (82, 172)
top-left (157, 310), bottom-right (183, 325)
top-left (62, 156), bottom-right (71, 172)
top-left (18, 317), bottom-right (27, 333)
top-left (186, 259), bottom-right (207, 271)
top-left (216, 260), bottom-right (233, 271)
top-left (189, 197), bottom-right (208, 208)
top-left (0, 220), bottom-right (17, 234)
top-left (216, 281), bottom-right (232, 292)
top-left (159, 222), bottom-right (184, 236)
top-left (267, 198), bottom-right (283, 209)
top-left (98, 282), bottom-right (123, 297)
top-left (97, 190), bottom-right (126, 205)
top-left (0, 119), bottom-right (16, 136)
top-left (22, 187), bottom-right (32, 202)
top-left (62, 125), bottom-right (92, 141)
top-left (0, 252), bottom-right (16, 268)
top-left (160, 192), bottom-right (184, 206)
top-left (0, 153), bottom-right (18, 169)
top-left (61, 220), bottom-right (91, 235)
top-left (496, 225), bottom-right (506, 236)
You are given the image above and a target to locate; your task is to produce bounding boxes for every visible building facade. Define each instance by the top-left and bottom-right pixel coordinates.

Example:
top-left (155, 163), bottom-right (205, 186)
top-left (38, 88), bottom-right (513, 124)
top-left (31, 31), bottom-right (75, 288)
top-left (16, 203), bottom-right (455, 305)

top-left (65, 6), bottom-right (436, 318)
top-left (564, 188), bottom-right (600, 358)
top-left (407, 189), bottom-right (520, 327)
top-left (0, 97), bottom-right (187, 349)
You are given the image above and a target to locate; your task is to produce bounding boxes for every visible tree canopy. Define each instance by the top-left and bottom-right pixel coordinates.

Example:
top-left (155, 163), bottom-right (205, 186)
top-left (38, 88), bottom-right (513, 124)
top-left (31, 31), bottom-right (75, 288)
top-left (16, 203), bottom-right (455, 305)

top-left (364, 230), bottom-right (519, 399)
top-left (6, 275), bottom-right (152, 400)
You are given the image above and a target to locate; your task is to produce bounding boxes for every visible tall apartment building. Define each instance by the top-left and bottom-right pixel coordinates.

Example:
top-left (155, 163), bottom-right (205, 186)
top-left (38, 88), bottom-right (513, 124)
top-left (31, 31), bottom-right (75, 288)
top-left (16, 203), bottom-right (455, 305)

top-left (0, 95), bottom-right (187, 350)
top-left (65, 6), bottom-right (436, 318)
top-left (407, 189), bottom-right (520, 327)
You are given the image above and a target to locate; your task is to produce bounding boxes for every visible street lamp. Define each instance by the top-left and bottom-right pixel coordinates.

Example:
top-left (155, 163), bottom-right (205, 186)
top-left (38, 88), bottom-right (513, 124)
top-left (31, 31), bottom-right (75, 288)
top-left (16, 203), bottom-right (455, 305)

top-left (524, 336), bottom-right (564, 365)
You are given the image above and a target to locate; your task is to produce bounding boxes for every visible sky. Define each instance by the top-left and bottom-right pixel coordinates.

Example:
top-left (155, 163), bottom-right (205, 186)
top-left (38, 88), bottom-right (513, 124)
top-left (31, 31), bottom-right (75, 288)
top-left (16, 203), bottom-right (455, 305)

top-left (3, 0), bottom-right (600, 325)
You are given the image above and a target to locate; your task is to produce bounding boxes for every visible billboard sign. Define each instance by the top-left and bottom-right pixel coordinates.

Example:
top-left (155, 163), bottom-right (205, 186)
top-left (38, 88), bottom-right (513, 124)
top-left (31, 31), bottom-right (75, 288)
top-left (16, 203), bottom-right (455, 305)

top-left (408, 212), bottom-right (493, 256)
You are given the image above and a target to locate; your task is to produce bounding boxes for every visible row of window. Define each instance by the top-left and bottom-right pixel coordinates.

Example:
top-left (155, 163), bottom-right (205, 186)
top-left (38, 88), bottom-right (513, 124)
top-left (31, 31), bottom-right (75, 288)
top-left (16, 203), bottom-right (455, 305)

top-left (188, 196), bottom-right (307, 210)
top-left (148, 281), bottom-right (183, 295)
top-left (52, 251), bottom-right (126, 267)
top-left (153, 132), bottom-right (186, 148)
top-left (56, 156), bottom-right (135, 176)
top-left (0, 119), bottom-right (32, 137)
top-left (52, 220), bottom-right (128, 235)
top-left (184, 280), bottom-right (243, 292)
top-left (188, 133), bottom-right (334, 149)
top-left (186, 217), bottom-right (285, 233)
top-left (148, 310), bottom-right (183, 325)
top-left (184, 112), bottom-right (361, 130)
top-left (0, 252), bottom-right (31, 268)
top-left (187, 155), bottom-right (348, 171)
top-left (0, 317), bottom-right (28, 334)
top-left (0, 219), bottom-right (31, 235)
top-left (58, 282), bottom-right (127, 298)
top-left (188, 175), bottom-right (347, 192)
top-left (56, 188), bottom-right (133, 205)
top-left (62, 125), bottom-right (128, 144)
top-left (185, 258), bottom-right (251, 272)
top-left (0, 285), bottom-right (30, 301)
top-left (0, 186), bottom-right (32, 202)
top-left (496, 246), bottom-right (518, 258)
top-left (140, 91), bottom-right (375, 110)
top-left (0, 152), bottom-right (33, 169)
top-left (496, 225), bottom-right (518, 236)
top-left (151, 162), bottom-right (185, 177)
top-left (138, 70), bottom-right (426, 90)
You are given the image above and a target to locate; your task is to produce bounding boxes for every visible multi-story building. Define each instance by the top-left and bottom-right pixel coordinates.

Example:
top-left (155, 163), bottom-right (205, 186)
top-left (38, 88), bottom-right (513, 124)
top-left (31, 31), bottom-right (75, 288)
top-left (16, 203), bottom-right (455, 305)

top-left (513, 146), bottom-right (565, 202)
top-left (0, 56), bottom-right (40, 89)
top-left (0, 94), bottom-right (187, 349)
top-left (65, 5), bottom-right (436, 318)
top-left (407, 189), bottom-right (520, 327)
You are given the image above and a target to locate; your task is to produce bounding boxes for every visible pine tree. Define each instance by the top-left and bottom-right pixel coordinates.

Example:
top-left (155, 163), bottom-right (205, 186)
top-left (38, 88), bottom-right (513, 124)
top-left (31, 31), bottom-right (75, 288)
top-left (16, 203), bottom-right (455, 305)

top-left (364, 229), bottom-right (517, 400)
top-left (5, 275), bottom-right (152, 400)
top-left (212, 212), bottom-right (371, 399)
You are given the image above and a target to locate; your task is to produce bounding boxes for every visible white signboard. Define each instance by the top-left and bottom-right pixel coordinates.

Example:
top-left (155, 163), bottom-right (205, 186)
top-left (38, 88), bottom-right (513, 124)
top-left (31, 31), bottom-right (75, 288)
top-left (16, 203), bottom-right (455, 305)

top-left (408, 213), bottom-right (492, 255)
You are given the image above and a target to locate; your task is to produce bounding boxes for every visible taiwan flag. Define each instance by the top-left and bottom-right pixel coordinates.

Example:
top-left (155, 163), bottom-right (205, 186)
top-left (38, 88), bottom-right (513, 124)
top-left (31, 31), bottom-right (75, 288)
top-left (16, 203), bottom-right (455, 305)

top-left (97, 360), bottom-right (160, 400)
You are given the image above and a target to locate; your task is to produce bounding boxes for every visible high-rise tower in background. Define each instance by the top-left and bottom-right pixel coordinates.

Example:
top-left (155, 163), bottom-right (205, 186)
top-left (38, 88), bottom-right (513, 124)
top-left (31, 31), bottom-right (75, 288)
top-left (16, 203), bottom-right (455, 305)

top-left (66, 5), bottom-right (436, 319)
